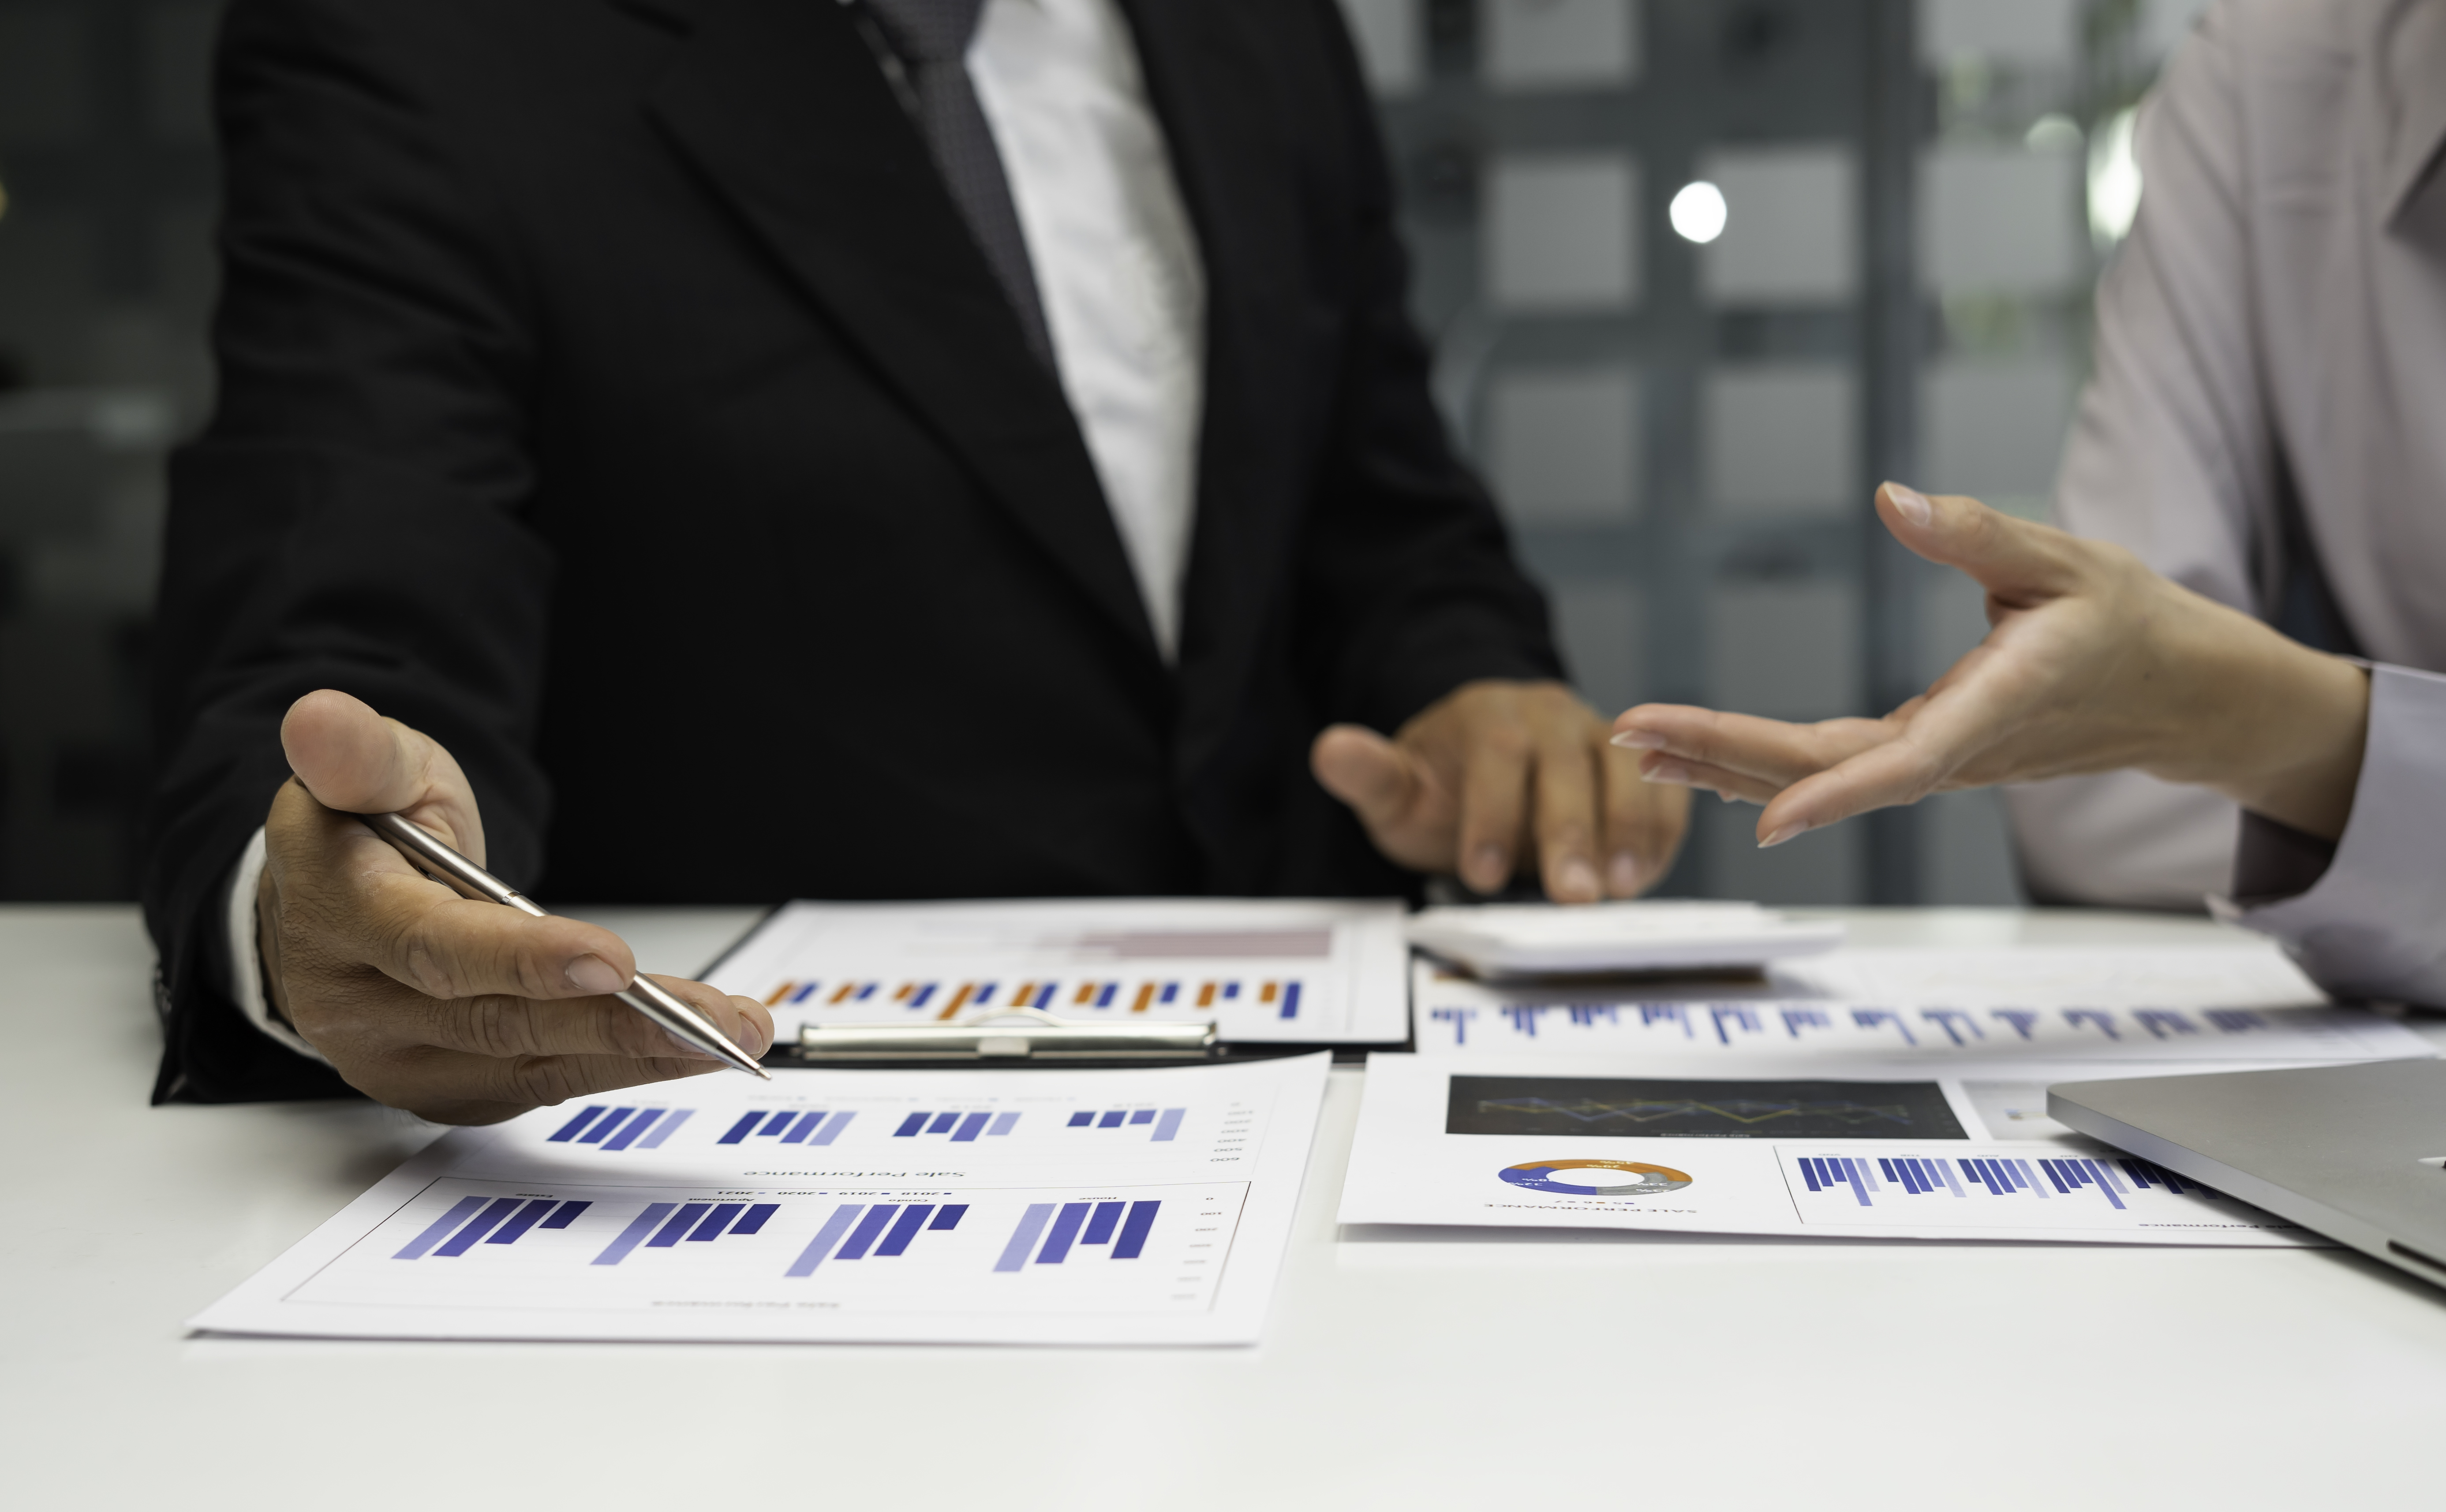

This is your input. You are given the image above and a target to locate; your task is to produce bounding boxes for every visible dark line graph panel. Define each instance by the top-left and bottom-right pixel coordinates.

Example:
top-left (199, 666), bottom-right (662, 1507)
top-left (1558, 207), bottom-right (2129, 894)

top-left (1445, 1074), bottom-right (1967, 1141)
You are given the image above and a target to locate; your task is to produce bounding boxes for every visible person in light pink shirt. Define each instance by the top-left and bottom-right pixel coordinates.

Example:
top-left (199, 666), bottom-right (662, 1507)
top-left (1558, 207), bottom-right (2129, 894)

top-left (2000, 0), bottom-right (2446, 912)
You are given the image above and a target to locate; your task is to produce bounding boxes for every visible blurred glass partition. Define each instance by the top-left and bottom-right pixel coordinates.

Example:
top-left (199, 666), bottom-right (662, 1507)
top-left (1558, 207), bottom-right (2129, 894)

top-left (1349, 0), bottom-right (2202, 905)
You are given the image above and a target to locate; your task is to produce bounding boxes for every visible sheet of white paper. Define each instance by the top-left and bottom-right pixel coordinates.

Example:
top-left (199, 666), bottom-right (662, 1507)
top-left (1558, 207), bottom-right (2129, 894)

top-left (1411, 952), bottom-right (2425, 1063)
top-left (1339, 1052), bottom-right (2346, 1246)
top-left (191, 1054), bottom-right (1330, 1345)
top-left (703, 899), bottom-right (1407, 1044)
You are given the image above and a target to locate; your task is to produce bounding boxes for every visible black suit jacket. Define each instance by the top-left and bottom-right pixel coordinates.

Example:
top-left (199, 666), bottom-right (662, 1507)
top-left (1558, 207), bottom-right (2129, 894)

top-left (142, 0), bottom-right (1563, 1102)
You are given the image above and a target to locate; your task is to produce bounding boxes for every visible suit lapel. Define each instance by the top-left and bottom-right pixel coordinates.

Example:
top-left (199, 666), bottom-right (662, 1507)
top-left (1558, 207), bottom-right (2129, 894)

top-left (638, 0), bottom-right (1161, 662)
top-left (1117, 0), bottom-right (1311, 773)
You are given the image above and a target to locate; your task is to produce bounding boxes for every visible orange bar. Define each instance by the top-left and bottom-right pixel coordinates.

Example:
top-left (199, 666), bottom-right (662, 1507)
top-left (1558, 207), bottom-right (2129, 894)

top-left (894, 982), bottom-right (914, 1002)
top-left (763, 982), bottom-right (795, 1008)
top-left (1132, 983), bottom-right (1155, 1014)
top-left (830, 982), bottom-right (857, 1004)
top-left (1197, 982), bottom-right (1216, 1008)
top-left (1260, 982), bottom-right (1280, 1004)
top-left (937, 982), bottom-right (976, 1021)
top-left (1074, 982), bottom-right (1097, 1005)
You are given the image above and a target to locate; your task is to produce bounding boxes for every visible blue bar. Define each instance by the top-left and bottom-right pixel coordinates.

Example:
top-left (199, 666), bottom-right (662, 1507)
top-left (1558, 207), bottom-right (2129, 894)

top-left (1842, 1159), bottom-right (1874, 1207)
top-left (875, 1204), bottom-right (936, 1256)
top-left (987, 1113), bottom-right (1018, 1136)
top-left (647, 1204), bottom-right (710, 1248)
top-left (540, 1200), bottom-right (591, 1229)
top-left (1095, 984), bottom-right (1116, 1007)
top-left (789, 982), bottom-right (819, 1003)
top-left (785, 1204), bottom-right (865, 1277)
top-left (734, 1203), bottom-right (779, 1235)
top-left (1878, 1157), bottom-right (1898, 1183)
top-left (602, 1109), bottom-right (663, 1151)
top-left (1112, 1201), bottom-right (1162, 1258)
top-left (1029, 1202), bottom-right (1089, 1263)
top-left (782, 1111), bottom-right (824, 1144)
top-left (550, 1106), bottom-right (607, 1143)
top-left (593, 1203), bottom-right (677, 1266)
top-left (2082, 1159), bottom-right (2128, 1210)
top-left (1152, 1109), bottom-right (1185, 1142)
top-left (856, 983), bottom-right (879, 1000)
top-left (832, 1205), bottom-right (900, 1260)
top-left (995, 1204), bottom-right (1056, 1272)
top-left (910, 984), bottom-right (936, 1007)
top-left (578, 1107), bottom-right (633, 1144)
top-left (931, 1205), bottom-right (968, 1230)
top-left (1127, 1109), bottom-right (1156, 1125)
top-left (894, 1113), bottom-right (931, 1138)
top-left (975, 983), bottom-right (997, 1004)
top-left (689, 1203), bottom-right (745, 1241)
top-left (811, 1111), bottom-right (856, 1146)
top-left (1159, 983), bottom-right (1178, 1003)
top-left (637, 1109), bottom-right (691, 1149)
top-left (395, 1195), bottom-right (490, 1259)
top-left (951, 1112), bottom-right (991, 1142)
top-left (927, 1112), bottom-right (961, 1134)
top-left (1281, 982), bottom-right (1302, 1019)
top-left (2039, 1161), bottom-right (2073, 1195)
top-left (1082, 1201), bottom-right (1126, 1244)
top-left (1222, 982), bottom-right (1239, 999)
top-left (763, 1111), bottom-right (797, 1135)
top-left (1067, 1111), bottom-right (1094, 1127)
top-left (718, 1112), bottom-right (764, 1145)
top-left (1799, 1159), bottom-right (1821, 1192)
top-left (486, 1198), bottom-right (561, 1246)
top-left (1097, 1110), bottom-right (1126, 1128)
top-left (435, 1197), bottom-right (525, 1256)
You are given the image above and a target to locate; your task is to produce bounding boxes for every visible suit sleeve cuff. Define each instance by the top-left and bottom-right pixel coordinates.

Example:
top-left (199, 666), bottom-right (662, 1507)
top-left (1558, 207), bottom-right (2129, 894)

top-left (221, 827), bottom-right (332, 1066)
top-left (2210, 663), bottom-right (2446, 1005)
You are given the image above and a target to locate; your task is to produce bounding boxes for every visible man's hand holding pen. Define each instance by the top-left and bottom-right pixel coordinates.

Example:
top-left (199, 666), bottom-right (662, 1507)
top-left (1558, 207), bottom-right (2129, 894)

top-left (256, 690), bottom-right (774, 1125)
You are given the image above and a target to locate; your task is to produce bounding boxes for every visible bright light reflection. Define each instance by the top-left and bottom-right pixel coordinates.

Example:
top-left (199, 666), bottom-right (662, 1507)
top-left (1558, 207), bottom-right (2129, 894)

top-left (1669, 180), bottom-right (1727, 244)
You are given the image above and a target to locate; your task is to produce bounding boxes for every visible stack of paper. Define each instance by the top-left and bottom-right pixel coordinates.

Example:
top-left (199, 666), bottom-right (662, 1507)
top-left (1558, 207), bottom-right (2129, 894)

top-left (1342, 945), bottom-right (2432, 1246)
top-left (193, 1055), bottom-right (1329, 1345)
top-left (705, 898), bottom-right (1408, 1044)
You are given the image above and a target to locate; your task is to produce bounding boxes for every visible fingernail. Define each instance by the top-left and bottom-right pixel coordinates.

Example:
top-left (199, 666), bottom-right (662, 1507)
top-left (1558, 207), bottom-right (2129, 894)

top-left (1760, 822), bottom-right (1808, 849)
top-left (1607, 853), bottom-right (1642, 894)
top-left (565, 953), bottom-right (626, 994)
top-left (1610, 729), bottom-right (1667, 750)
top-left (1470, 844), bottom-right (1508, 890)
top-left (1644, 759), bottom-right (1694, 786)
top-left (732, 1015), bottom-right (770, 1057)
top-left (1556, 858), bottom-right (1600, 901)
top-left (1885, 482), bottom-right (1932, 526)
top-left (1719, 790), bottom-right (1739, 804)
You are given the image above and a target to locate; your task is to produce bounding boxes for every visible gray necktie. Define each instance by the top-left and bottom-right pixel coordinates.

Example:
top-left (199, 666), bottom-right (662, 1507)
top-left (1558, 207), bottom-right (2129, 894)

top-left (858, 0), bottom-right (1056, 367)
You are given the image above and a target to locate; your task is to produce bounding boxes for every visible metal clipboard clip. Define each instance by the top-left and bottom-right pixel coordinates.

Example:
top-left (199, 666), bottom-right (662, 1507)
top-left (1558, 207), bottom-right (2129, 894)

top-left (796, 1006), bottom-right (1217, 1062)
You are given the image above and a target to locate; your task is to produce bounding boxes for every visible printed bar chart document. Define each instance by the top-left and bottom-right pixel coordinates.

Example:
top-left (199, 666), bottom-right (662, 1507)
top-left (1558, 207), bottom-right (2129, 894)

top-left (706, 899), bottom-right (1407, 1045)
top-left (191, 1054), bottom-right (1329, 1345)
top-left (1411, 948), bottom-right (2418, 1063)
top-left (1341, 1036), bottom-right (2438, 1246)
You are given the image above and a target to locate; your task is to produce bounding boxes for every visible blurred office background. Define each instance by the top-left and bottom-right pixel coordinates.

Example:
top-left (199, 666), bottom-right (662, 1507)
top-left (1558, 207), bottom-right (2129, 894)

top-left (0, 0), bottom-right (2199, 903)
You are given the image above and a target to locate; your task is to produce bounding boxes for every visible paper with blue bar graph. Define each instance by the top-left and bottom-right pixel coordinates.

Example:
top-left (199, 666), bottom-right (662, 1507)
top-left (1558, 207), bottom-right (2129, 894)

top-left (188, 1053), bottom-right (1328, 1344)
top-left (1338, 1046), bottom-right (2432, 1245)
top-left (702, 898), bottom-right (1406, 1045)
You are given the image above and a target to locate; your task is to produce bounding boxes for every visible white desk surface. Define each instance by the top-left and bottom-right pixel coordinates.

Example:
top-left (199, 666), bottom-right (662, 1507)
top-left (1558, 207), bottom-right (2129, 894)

top-left (8, 904), bottom-right (2445, 1510)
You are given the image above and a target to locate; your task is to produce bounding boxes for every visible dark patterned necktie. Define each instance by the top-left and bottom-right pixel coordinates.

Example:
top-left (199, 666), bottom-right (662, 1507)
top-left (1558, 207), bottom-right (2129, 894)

top-left (858, 0), bottom-right (1056, 366)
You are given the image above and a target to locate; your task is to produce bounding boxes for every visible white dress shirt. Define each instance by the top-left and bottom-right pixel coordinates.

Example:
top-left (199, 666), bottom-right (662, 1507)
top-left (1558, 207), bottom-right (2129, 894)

top-left (221, 0), bottom-right (1206, 1054)
top-left (973, 0), bottom-right (1206, 661)
top-left (2007, 0), bottom-right (2446, 916)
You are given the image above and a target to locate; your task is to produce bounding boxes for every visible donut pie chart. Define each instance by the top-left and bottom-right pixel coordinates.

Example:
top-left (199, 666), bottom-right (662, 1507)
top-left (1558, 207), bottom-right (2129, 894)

top-left (1498, 1158), bottom-right (1694, 1196)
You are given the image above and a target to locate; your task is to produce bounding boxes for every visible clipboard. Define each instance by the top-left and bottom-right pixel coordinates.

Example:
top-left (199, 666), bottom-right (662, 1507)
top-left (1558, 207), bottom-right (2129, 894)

top-left (793, 1006), bottom-right (1216, 1062)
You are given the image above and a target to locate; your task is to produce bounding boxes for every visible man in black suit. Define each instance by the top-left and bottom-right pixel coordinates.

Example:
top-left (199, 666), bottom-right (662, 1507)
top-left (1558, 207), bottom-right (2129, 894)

top-left (143, 0), bottom-right (1688, 1119)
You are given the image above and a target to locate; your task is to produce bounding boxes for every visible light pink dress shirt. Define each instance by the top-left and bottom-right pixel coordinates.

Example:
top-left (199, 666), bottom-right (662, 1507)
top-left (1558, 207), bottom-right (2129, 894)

top-left (2005, 0), bottom-right (2446, 1000)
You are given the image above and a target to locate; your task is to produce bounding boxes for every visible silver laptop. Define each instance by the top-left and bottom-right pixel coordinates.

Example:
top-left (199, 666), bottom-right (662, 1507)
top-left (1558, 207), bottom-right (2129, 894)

top-left (2051, 1059), bottom-right (2446, 1288)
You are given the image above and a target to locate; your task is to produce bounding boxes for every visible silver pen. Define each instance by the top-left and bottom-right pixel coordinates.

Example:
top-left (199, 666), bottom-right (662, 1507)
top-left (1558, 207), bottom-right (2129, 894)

top-left (361, 810), bottom-right (772, 1080)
